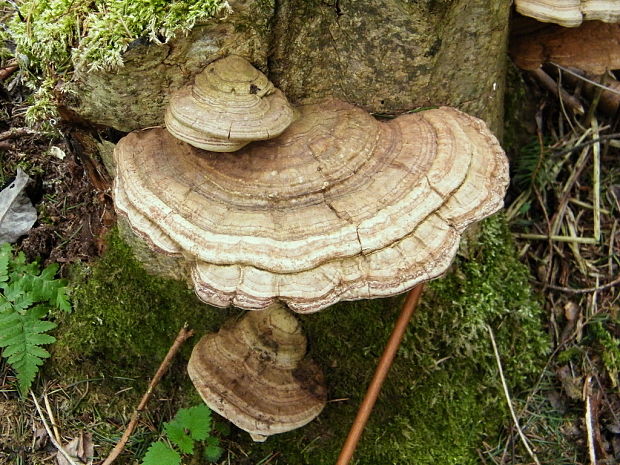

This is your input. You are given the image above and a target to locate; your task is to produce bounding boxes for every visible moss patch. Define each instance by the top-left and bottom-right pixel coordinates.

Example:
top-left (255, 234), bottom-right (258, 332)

top-left (6, 0), bottom-right (226, 73)
top-left (52, 215), bottom-right (548, 463)
top-left (52, 229), bottom-right (235, 380)
top-left (1, 0), bottom-right (227, 126)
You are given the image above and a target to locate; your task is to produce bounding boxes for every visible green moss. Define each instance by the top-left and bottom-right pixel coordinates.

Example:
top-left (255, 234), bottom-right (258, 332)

top-left (590, 320), bottom-right (620, 385)
top-left (52, 216), bottom-right (548, 463)
top-left (53, 229), bottom-right (234, 377)
top-left (7, 0), bottom-right (226, 73)
top-left (2, 0), bottom-right (226, 126)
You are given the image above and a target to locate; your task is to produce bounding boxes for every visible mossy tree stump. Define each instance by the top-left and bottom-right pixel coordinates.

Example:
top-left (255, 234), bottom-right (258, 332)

top-left (44, 1), bottom-right (551, 463)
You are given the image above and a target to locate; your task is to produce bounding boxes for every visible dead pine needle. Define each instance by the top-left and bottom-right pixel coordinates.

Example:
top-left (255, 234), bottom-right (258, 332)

top-left (583, 376), bottom-right (597, 465)
top-left (100, 324), bottom-right (195, 465)
top-left (30, 392), bottom-right (81, 465)
top-left (486, 325), bottom-right (541, 465)
top-left (43, 391), bottom-right (62, 444)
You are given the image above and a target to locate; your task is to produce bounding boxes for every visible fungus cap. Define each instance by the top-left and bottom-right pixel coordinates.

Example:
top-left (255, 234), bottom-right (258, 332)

top-left (515, 0), bottom-right (620, 27)
top-left (165, 55), bottom-right (296, 152)
top-left (114, 98), bottom-right (509, 313)
top-left (187, 304), bottom-right (326, 441)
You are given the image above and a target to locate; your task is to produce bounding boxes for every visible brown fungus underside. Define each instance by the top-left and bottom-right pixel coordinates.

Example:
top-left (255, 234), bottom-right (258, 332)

top-left (113, 98), bottom-right (509, 313)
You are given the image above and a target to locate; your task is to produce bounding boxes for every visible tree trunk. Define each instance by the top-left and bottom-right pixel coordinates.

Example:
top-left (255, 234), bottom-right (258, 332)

top-left (63, 0), bottom-right (510, 134)
top-left (58, 3), bottom-right (538, 464)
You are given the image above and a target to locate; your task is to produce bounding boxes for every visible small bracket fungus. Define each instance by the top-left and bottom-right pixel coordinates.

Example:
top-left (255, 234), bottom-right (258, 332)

top-left (165, 55), bottom-right (296, 152)
top-left (515, 0), bottom-right (620, 27)
top-left (187, 304), bottom-right (327, 441)
top-left (114, 98), bottom-right (509, 313)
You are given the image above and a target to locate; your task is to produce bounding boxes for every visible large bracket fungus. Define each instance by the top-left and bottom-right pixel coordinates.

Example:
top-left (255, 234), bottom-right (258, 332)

top-left (165, 55), bottom-right (296, 152)
top-left (114, 97), bottom-right (508, 313)
top-left (187, 303), bottom-right (326, 442)
top-left (113, 58), bottom-right (509, 440)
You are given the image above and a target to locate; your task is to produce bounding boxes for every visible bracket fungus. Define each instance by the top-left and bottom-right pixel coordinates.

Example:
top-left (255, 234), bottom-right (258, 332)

top-left (114, 97), bottom-right (509, 313)
top-left (165, 55), bottom-right (296, 152)
top-left (510, 21), bottom-right (620, 74)
top-left (515, 0), bottom-right (620, 27)
top-left (187, 303), bottom-right (326, 441)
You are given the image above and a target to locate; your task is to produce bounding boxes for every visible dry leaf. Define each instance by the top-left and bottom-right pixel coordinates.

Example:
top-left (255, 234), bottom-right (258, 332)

top-left (56, 433), bottom-right (94, 465)
top-left (0, 168), bottom-right (37, 244)
top-left (557, 365), bottom-right (583, 400)
top-left (564, 301), bottom-right (579, 321)
top-left (48, 146), bottom-right (66, 160)
top-left (32, 422), bottom-right (47, 450)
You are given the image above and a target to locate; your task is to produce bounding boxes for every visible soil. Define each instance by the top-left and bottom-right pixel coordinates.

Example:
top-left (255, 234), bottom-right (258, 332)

top-left (0, 69), bottom-right (115, 269)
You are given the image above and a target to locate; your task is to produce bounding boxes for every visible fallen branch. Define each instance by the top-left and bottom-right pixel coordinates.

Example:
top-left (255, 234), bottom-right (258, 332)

top-left (0, 127), bottom-right (39, 142)
top-left (100, 325), bottom-right (195, 465)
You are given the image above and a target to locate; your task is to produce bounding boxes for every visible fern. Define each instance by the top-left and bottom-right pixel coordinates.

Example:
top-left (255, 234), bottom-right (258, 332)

top-left (142, 405), bottom-right (224, 465)
top-left (0, 243), bottom-right (70, 394)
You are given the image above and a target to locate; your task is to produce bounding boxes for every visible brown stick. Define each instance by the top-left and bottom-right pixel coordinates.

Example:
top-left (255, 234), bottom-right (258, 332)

top-left (529, 68), bottom-right (584, 114)
top-left (0, 65), bottom-right (18, 81)
top-left (100, 325), bottom-right (195, 465)
top-left (546, 275), bottom-right (620, 294)
top-left (336, 284), bottom-right (424, 465)
top-left (0, 127), bottom-right (38, 141)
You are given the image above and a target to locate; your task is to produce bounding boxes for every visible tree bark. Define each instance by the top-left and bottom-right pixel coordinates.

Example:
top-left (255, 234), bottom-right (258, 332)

top-left (63, 0), bottom-right (511, 134)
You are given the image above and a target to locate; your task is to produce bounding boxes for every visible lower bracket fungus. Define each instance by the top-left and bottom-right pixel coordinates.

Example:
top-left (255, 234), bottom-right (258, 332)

top-left (187, 304), bottom-right (327, 441)
top-left (114, 98), bottom-right (509, 313)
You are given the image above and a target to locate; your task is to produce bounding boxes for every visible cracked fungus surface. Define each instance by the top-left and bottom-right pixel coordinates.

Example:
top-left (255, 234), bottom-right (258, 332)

top-left (114, 98), bottom-right (508, 312)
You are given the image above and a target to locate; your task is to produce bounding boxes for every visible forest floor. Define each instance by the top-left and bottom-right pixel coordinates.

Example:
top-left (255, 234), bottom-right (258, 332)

top-left (1, 17), bottom-right (619, 465)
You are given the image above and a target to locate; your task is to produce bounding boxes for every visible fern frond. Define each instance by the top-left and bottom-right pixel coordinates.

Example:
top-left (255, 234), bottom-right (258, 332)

top-left (19, 264), bottom-right (68, 309)
top-left (0, 246), bottom-right (68, 394)
top-left (0, 304), bottom-right (57, 394)
top-left (0, 243), bottom-right (10, 282)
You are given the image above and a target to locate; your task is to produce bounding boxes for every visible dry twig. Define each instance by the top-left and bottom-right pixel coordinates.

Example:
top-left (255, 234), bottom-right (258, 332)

top-left (546, 275), bottom-right (620, 294)
top-left (530, 68), bottom-right (584, 115)
top-left (0, 64), bottom-right (17, 81)
top-left (44, 392), bottom-right (62, 444)
top-left (100, 325), bottom-right (195, 465)
top-left (487, 325), bottom-right (542, 465)
top-left (30, 392), bottom-right (81, 465)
